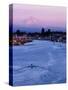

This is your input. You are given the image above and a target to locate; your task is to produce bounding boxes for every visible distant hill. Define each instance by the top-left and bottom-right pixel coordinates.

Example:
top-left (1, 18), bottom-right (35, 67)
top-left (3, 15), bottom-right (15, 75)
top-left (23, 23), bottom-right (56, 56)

top-left (12, 26), bottom-right (66, 33)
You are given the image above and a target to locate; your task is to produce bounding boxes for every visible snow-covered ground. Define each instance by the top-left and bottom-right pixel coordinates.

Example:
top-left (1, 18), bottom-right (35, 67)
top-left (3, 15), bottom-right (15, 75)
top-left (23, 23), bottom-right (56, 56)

top-left (13, 40), bottom-right (66, 86)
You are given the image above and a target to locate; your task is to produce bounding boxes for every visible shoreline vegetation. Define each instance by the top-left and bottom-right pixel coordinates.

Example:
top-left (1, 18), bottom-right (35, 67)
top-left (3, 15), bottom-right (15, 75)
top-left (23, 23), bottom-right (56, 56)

top-left (9, 28), bottom-right (66, 46)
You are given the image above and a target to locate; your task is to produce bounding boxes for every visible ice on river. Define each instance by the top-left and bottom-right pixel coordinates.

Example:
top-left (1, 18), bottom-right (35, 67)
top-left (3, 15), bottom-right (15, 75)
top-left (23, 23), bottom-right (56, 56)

top-left (12, 40), bottom-right (66, 86)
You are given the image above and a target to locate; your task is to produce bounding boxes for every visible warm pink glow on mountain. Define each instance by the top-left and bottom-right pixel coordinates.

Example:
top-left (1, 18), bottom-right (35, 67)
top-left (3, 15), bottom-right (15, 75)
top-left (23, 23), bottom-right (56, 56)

top-left (13, 4), bottom-right (66, 29)
top-left (23, 16), bottom-right (41, 26)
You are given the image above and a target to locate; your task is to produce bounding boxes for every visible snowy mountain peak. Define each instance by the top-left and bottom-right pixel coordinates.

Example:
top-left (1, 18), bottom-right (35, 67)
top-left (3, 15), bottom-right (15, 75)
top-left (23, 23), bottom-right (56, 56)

top-left (23, 16), bottom-right (40, 26)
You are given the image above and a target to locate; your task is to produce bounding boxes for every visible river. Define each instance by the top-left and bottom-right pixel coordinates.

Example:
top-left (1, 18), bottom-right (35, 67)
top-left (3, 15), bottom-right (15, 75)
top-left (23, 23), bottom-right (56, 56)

top-left (12, 40), bottom-right (66, 86)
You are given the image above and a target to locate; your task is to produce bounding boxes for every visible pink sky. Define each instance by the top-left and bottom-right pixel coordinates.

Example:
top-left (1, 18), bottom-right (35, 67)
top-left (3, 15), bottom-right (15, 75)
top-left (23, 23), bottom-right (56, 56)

top-left (13, 4), bottom-right (66, 28)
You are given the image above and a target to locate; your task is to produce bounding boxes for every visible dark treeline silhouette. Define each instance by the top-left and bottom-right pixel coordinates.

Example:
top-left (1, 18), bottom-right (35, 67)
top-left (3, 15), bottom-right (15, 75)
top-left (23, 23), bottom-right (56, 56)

top-left (9, 27), bottom-right (66, 45)
top-left (13, 28), bottom-right (66, 37)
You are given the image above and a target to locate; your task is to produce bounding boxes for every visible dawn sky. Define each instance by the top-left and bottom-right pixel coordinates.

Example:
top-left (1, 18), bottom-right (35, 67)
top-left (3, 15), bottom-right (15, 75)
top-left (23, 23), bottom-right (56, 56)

top-left (13, 4), bottom-right (66, 32)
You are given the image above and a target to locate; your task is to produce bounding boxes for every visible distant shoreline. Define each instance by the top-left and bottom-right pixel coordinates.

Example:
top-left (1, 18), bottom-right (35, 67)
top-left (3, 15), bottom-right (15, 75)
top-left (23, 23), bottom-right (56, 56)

top-left (9, 30), bottom-right (66, 46)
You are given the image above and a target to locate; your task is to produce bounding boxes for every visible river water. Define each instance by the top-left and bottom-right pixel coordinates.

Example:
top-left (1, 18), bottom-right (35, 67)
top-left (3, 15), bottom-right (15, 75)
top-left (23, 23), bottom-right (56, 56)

top-left (12, 40), bottom-right (66, 86)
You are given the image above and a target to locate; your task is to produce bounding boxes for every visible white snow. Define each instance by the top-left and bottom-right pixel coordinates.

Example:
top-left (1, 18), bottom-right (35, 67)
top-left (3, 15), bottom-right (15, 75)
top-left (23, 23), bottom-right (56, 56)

top-left (13, 40), bottom-right (66, 86)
